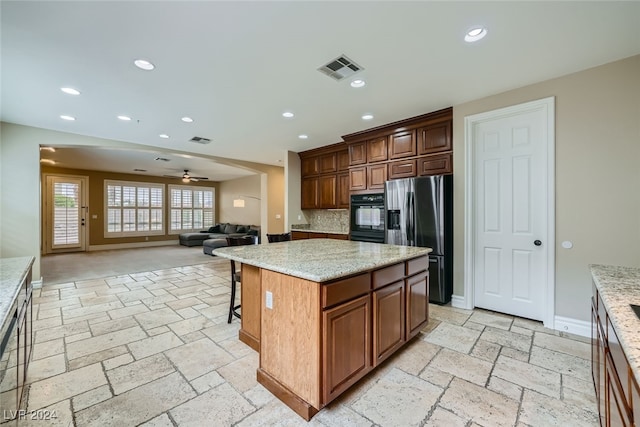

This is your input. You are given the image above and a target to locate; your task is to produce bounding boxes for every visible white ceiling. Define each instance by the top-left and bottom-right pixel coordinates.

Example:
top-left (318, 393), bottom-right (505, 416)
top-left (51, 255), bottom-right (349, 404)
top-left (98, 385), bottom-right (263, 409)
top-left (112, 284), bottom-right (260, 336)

top-left (2, 1), bottom-right (640, 180)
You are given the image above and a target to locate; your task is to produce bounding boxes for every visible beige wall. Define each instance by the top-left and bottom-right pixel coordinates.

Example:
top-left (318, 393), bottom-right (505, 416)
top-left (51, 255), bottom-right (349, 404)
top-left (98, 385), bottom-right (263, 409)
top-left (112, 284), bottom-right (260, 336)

top-left (0, 123), bottom-right (285, 279)
top-left (285, 150), bottom-right (304, 230)
top-left (452, 54), bottom-right (640, 322)
top-left (217, 175), bottom-right (261, 226)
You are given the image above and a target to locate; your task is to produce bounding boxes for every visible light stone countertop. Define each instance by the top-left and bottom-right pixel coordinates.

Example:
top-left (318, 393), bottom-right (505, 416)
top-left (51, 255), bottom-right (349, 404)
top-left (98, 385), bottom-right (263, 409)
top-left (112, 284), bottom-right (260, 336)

top-left (290, 227), bottom-right (349, 235)
top-left (1, 256), bottom-right (35, 332)
top-left (213, 239), bottom-right (431, 282)
top-left (590, 264), bottom-right (640, 381)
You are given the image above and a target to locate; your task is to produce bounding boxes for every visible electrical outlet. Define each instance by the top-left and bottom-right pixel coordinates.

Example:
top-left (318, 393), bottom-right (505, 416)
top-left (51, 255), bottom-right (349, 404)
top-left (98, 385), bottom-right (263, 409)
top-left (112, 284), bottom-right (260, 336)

top-left (265, 291), bottom-right (273, 309)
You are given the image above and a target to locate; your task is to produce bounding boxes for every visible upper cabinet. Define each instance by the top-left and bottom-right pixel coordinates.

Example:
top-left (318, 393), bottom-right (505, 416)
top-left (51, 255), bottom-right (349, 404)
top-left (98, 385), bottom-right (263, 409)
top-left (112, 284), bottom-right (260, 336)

top-left (299, 142), bottom-right (349, 210)
top-left (343, 107), bottom-right (453, 193)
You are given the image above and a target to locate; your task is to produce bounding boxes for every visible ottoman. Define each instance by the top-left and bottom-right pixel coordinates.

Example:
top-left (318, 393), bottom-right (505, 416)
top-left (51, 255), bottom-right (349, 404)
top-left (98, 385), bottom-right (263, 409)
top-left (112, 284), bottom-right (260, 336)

top-left (203, 238), bottom-right (228, 255)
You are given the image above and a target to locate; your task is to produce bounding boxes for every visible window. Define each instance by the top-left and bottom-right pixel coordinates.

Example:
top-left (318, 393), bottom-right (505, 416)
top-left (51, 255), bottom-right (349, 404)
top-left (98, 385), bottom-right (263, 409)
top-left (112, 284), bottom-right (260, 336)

top-left (105, 180), bottom-right (164, 237)
top-left (169, 185), bottom-right (215, 233)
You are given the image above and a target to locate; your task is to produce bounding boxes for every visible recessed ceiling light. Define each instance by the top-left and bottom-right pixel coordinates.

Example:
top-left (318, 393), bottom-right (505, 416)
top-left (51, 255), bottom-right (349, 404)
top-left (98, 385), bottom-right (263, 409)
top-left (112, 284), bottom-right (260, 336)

top-left (117, 115), bottom-right (132, 121)
top-left (60, 87), bottom-right (80, 95)
top-left (362, 114), bottom-right (374, 120)
top-left (350, 79), bottom-right (366, 88)
top-left (40, 159), bottom-right (56, 165)
top-left (298, 134), bottom-right (308, 139)
top-left (134, 59), bottom-right (155, 71)
top-left (181, 117), bottom-right (194, 123)
top-left (465, 27), bottom-right (487, 43)
top-left (159, 134), bottom-right (169, 139)
top-left (40, 146), bottom-right (56, 152)
top-left (60, 115), bottom-right (76, 121)
top-left (282, 112), bottom-right (294, 118)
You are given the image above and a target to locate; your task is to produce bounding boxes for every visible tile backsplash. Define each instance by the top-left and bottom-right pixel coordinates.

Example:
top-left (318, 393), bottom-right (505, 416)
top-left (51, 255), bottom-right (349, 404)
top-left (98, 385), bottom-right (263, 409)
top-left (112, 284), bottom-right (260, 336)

top-left (297, 209), bottom-right (349, 233)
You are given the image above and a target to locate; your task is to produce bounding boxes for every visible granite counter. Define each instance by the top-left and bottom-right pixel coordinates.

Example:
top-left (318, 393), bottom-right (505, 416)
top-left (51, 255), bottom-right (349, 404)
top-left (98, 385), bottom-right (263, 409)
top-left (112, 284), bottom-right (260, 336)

top-left (590, 264), bottom-right (640, 381)
top-left (212, 239), bottom-right (431, 282)
top-left (0, 256), bottom-right (35, 333)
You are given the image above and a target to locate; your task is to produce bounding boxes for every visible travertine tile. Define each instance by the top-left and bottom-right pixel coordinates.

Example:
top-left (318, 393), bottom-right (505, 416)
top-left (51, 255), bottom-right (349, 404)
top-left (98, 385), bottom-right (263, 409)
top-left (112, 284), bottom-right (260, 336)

top-left (28, 363), bottom-right (107, 409)
top-left (500, 346), bottom-right (530, 362)
top-left (520, 389), bottom-right (599, 427)
top-left (139, 413), bottom-right (174, 427)
top-left (470, 339), bottom-right (501, 363)
top-left (78, 294), bottom-right (119, 306)
top-left (168, 315), bottom-right (213, 336)
top-left (423, 322), bottom-right (480, 354)
top-left (428, 304), bottom-right (472, 326)
top-left (487, 376), bottom-right (523, 401)
top-left (385, 338), bottom-right (440, 376)
top-left (146, 326), bottom-right (171, 336)
top-left (243, 384), bottom-right (275, 408)
top-left (108, 303), bottom-right (150, 319)
top-left (512, 317), bottom-right (551, 333)
top-left (562, 376), bottom-right (598, 410)
top-left (62, 312), bottom-right (109, 325)
top-left (38, 297), bottom-right (81, 310)
top-left (117, 288), bottom-right (154, 303)
top-left (25, 354), bottom-right (67, 385)
top-left (165, 338), bottom-right (234, 380)
top-left (35, 321), bottom-right (90, 344)
top-left (468, 310), bottom-right (513, 330)
top-left (429, 348), bottom-right (493, 386)
top-left (480, 326), bottom-right (532, 353)
top-left (314, 403), bottom-right (373, 427)
top-left (462, 321), bottom-right (486, 332)
top-left (75, 278), bottom-right (109, 288)
top-left (102, 353), bottom-right (134, 370)
top-left (31, 338), bottom-right (64, 360)
top-left (529, 346), bottom-right (591, 381)
top-left (68, 346), bottom-right (129, 371)
top-left (510, 325), bottom-right (534, 337)
top-left (140, 294), bottom-right (178, 307)
top-left (66, 326), bottom-right (146, 359)
top-left (20, 399), bottom-right (74, 427)
top-left (419, 364), bottom-right (454, 388)
top-left (352, 368), bottom-right (442, 426)
top-left (128, 331), bottom-right (183, 360)
top-left (180, 330), bottom-right (206, 343)
top-left (217, 336), bottom-right (255, 359)
top-left (105, 276), bottom-right (136, 286)
top-left (33, 316), bottom-right (63, 331)
top-left (65, 331), bottom-right (92, 343)
top-left (534, 331), bottom-right (591, 360)
top-left (89, 316), bottom-right (138, 336)
top-left (36, 307), bottom-right (62, 320)
top-left (106, 353), bottom-right (174, 394)
top-left (424, 406), bottom-right (467, 427)
top-left (492, 355), bottom-right (561, 398)
top-left (176, 306), bottom-right (199, 319)
top-left (72, 385), bottom-right (112, 411)
top-left (438, 378), bottom-right (519, 427)
top-left (134, 307), bottom-right (183, 330)
top-left (75, 372), bottom-right (195, 426)
top-left (201, 322), bottom-right (240, 343)
top-left (217, 353), bottom-right (259, 393)
top-left (190, 371), bottom-right (225, 394)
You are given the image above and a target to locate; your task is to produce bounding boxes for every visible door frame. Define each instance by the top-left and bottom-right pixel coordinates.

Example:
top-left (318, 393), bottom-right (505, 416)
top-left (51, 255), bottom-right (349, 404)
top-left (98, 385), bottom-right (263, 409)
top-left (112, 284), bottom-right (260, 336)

top-left (42, 173), bottom-right (90, 254)
top-left (462, 97), bottom-right (556, 328)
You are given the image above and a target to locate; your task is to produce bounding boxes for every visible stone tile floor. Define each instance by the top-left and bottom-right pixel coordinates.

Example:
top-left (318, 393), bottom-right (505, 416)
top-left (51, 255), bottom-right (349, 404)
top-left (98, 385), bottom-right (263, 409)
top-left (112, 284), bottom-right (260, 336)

top-left (3, 256), bottom-right (598, 426)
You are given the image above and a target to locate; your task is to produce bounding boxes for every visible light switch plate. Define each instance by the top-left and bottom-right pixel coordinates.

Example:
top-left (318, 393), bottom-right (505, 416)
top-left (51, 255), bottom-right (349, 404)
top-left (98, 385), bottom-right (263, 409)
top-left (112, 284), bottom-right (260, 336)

top-left (265, 291), bottom-right (273, 309)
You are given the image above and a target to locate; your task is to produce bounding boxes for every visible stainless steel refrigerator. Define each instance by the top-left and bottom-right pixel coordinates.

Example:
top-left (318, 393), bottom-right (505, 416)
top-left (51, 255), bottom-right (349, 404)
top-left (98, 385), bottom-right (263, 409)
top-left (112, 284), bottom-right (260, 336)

top-left (385, 175), bottom-right (453, 304)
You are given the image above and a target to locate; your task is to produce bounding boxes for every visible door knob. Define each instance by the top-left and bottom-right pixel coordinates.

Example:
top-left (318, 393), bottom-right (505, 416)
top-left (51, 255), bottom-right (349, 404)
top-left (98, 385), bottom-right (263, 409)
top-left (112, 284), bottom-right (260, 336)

top-left (534, 240), bottom-right (542, 246)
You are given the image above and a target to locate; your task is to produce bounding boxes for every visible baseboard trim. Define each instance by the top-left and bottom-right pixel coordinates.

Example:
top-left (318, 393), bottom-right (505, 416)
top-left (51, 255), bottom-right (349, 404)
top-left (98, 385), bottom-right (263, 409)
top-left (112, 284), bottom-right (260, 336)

top-left (89, 240), bottom-right (179, 251)
top-left (450, 294), bottom-right (467, 309)
top-left (32, 277), bottom-right (43, 289)
top-left (554, 315), bottom-right (591, 338)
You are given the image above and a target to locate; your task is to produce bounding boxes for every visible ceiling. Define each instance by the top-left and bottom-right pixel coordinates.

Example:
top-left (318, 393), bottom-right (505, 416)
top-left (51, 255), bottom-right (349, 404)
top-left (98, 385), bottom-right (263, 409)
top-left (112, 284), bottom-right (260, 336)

top-left (2, 1), bottom-right (640, 180)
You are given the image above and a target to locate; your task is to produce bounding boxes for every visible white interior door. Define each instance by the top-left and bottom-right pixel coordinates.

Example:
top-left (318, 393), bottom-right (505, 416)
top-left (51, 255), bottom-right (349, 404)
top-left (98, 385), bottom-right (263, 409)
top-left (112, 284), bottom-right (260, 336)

top-left (45, 175), bottom-right (88, 253)
top-left (465, 98), bottom-right (554, 323)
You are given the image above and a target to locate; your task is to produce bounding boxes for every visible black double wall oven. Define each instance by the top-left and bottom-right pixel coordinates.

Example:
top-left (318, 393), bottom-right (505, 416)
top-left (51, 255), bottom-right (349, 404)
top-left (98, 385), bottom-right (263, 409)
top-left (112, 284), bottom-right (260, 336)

top-left (350, 193), bottom-right (385, 243)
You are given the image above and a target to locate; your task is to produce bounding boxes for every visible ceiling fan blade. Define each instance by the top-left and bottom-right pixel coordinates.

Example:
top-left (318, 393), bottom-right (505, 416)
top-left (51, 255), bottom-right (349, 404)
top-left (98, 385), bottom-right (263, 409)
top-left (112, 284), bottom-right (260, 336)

top-left (162, 175), bottom-right (180, 178)
top-left (191, 176), bottom-right (209, 180)
top-left (190, 178), bottom-right (199, 182)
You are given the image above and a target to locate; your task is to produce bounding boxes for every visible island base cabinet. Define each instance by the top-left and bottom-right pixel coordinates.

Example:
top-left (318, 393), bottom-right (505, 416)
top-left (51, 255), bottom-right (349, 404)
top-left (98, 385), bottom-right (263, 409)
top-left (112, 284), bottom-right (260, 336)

top-left (406, 272), bottom-right (429, 340)
top-left (322, 294), bottom-right (372, 405)
top-left (373, 281), bottom-right (405, 366)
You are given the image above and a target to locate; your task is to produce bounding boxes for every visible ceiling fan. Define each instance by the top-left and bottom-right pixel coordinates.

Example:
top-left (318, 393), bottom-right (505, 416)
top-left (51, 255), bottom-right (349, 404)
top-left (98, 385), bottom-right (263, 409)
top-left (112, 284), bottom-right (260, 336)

top-left (163, 169), bottom-right (209, 182)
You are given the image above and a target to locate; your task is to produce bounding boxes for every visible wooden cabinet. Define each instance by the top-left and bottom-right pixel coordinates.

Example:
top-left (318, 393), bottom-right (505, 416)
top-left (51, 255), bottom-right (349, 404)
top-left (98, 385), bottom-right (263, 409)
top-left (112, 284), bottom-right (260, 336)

top-left (406, 271), bottom-right (429, 339)
top-left (299, 143), bottom-right (349, 209)
top-left (292, 231), bottom-right (349, 240)
top-left (322, 294), bottom-right (372, 404)
top-left (367, 137), bottom-right (388, 163)
top-left (343, 107), bottom-right (453, 193)
top-left (318, 175), bottom-right (336, 208)
top-left (337, 173), bottom-right (350, 208)
top-left (373, 281), bottom-right (405, 366)
top-left (592, 285), bottom-right (639, 426)
top-left (291, 231), bottom-right (309, 240)
top-left (389, 130), bottom-right (416, 159)
top-left (417, 121), bottom-right (451, 155)
top-left (301, 177), bottom-right (319, 209)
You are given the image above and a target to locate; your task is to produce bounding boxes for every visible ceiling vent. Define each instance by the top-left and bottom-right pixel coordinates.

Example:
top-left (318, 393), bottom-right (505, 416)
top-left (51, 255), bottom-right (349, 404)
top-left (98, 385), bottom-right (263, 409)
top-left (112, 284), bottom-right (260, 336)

top-left (189, 136), bottom-right (211, 144)
top-left (155, 157), bottom-right (170, 162)
top-left (318, 55), bottom-right (363, 81)
top-left (133, 168), bottom-right (147, 172)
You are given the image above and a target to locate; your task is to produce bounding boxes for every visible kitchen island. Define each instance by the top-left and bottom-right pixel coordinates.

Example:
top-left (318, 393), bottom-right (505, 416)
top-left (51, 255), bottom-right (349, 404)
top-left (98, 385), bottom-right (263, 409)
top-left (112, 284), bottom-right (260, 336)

top-left (591, 264), bottom-right (640, 426)
top-left (213, 239), bottom-right (431, 420)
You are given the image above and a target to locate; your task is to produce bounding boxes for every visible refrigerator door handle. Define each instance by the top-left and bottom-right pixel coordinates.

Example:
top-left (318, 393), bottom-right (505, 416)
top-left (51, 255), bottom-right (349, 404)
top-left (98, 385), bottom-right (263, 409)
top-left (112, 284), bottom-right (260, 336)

top-left (406, 192), bottom-right (415, 245)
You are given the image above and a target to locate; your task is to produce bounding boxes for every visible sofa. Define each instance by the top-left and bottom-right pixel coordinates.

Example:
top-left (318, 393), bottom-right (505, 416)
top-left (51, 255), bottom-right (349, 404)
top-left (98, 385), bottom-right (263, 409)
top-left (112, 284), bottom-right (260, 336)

top-left (179, 223), bottom-right (260, 247)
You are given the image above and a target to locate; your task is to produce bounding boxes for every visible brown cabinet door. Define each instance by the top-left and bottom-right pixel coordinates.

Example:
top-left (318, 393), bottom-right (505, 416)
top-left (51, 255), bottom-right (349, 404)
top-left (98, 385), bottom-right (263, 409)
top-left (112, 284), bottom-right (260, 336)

top-left (322, 294), bottom-right (372, 405)
top-left (389, 130), bottom-right (416, 159)
top-left (301, 177), bottom-right (318, 209)
top-left (349, 142), bottom-right (367, 166)
top-left (406, 272), bottom-right (428, 339)
top-left (367, 136), bottom-right (388, 163)
top-left (337, 173), bottom-right (350, 208)
top-left (301, 156), bottom-right (319, 176)
top-left (606, 353), bottom-right (633, 427)
top-left (388, 159), bottom-right (417, 180)
top-left (367, 164), bottom-right (387, 190)
top-left (417, 121), bottom-right (452, 155)
top-left (372, 281), bottom-right (405, 366)
top-left (309, 232), bottom-right (328, 239)
top-left (319, 153), bottom-right (337, 174)
top-left (349, 167), bottom-right (367, 191)
top-left (319, 175), bottom-right (337, 208)
top-left (291, 231), bottom-right (309, 240)
top-left (327, 233), bottom-right (349, 240)
top-left (337, 150), bottom-right (350, 171)
top-left (418, 153), bottom-right (452, 176)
